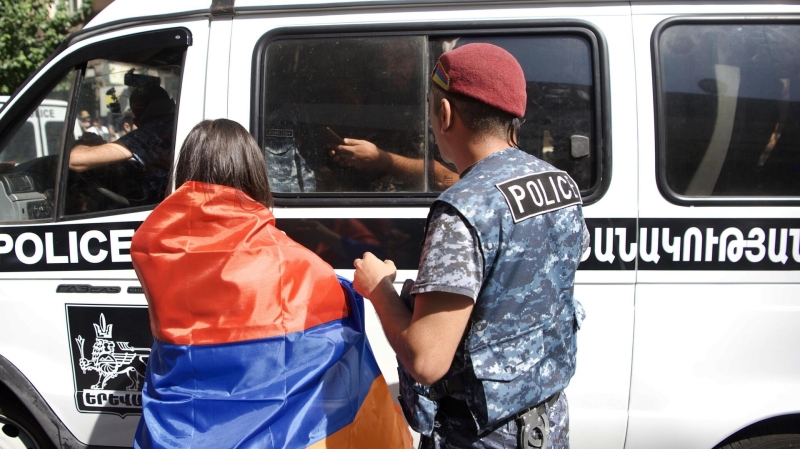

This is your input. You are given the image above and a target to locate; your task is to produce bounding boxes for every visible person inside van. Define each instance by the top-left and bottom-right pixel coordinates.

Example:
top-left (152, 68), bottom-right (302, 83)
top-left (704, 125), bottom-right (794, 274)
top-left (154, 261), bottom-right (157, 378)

top-left (69, 86), bottom-right (174, 172)
top-left (75, 110), bottom-right (104, 139)
top-left (112, 110), bottom-right (136, 141)
top-left (68, 85), bottom-right (176, 203)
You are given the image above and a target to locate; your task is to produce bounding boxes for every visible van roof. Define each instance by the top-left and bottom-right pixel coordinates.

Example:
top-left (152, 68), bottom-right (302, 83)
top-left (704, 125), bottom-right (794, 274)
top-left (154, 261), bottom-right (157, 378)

top-left (85, 0), bottom-right (663, 29)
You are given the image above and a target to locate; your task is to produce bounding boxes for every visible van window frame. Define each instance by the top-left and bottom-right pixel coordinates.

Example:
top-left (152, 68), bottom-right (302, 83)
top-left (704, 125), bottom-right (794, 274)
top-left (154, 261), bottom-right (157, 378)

top-left (0, 27), bottom-right (192, 223)
top-left (652, 15), bottom-right (800, 206)
top-left (252, 20), bottom-right (611, 207)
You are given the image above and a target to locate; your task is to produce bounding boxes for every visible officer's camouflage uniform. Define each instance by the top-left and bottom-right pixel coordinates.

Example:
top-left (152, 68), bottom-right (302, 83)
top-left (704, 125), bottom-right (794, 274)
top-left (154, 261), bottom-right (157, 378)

top-left (405, 147), bottom-right (588, 448)
top-left (420, 392), bottom-right (569, 449)
top-left (264, 145), bottom-right (316, 192)
top-left (263, 104), bottom-right (317, 192)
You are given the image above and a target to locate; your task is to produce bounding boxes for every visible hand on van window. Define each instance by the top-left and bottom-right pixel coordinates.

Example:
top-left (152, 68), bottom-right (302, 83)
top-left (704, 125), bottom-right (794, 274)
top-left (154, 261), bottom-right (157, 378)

top-left (332, 138), bottom-right (460, 190)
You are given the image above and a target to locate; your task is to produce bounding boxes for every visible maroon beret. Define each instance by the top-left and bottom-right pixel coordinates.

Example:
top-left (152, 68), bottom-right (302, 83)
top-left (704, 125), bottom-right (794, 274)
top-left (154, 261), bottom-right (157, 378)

top-left (431, 43), bottom-right (527, 118)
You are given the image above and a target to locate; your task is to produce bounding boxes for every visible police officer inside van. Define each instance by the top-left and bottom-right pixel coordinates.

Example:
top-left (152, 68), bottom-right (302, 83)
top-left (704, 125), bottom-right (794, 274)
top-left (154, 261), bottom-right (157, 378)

top-left (353, 43), bottom-right (589, 448)
top-left (68, 84), bottom-right (175, 204)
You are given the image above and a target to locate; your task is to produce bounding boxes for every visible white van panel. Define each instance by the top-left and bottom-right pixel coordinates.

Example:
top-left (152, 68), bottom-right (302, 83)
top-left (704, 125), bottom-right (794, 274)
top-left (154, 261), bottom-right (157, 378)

top-left (630, 8), bottom-right (800, 449)
top-left (2, 2), bottom-right (797, 448)
top-left (0, 279), bottom-right (148, 445)
top-left (627, 284), bottom-right (800, 449)
top-left (229, 5), bottom-right (637, 449)
top-left (567, 284), bottom-right (635, 449)
top-left (631, 3), bottom-right (800, 15)
top-left (205, 18), bottom-right (234, 120)
top-left (0, 18), bottom-right (211, 446)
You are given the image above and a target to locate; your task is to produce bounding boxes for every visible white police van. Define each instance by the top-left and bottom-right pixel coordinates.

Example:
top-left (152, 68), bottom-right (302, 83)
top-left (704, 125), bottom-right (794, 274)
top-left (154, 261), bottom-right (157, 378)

top-left (0, 1), bottom-right (798, 448)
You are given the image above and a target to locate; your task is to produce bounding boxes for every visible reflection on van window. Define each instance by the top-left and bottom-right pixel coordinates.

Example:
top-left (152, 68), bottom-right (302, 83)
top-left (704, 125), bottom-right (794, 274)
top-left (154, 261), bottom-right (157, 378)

top-left (264, 36), bottom-right (427, 193)
top-left (0, 73), bottom-right (74, 222)
top-left (659, 24), bottom-right (800, 197)
top-left (262, 33), bottom-right (597, 195)
top-left (2, 123), bottom-right (36, 163)
top-left (65, 47), bottom-right (184, 215)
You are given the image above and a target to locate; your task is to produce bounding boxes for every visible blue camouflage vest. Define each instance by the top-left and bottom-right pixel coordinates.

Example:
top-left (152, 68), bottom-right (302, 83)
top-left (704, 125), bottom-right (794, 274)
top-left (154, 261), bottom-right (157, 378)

top-left (399, 147), bottom-right (586, 435)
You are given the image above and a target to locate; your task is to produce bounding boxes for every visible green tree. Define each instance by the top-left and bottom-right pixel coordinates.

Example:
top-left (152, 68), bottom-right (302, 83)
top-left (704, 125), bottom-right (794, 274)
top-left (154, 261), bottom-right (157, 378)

top-left (0, 0), bottom-right (93, 95)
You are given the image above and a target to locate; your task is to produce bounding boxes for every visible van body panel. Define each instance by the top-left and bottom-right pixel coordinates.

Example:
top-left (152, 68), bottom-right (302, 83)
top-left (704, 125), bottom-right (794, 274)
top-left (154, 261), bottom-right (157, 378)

top-left (0, 1), bottom-right (797, 448)
top-left (0, 18), bottom-right (210, 445)
top-left (229, 3), bottom-right (635, 448)
top-left (629, 8), bottom-right (800, 449)
top-left (85, 0), bottom-right (213, 30)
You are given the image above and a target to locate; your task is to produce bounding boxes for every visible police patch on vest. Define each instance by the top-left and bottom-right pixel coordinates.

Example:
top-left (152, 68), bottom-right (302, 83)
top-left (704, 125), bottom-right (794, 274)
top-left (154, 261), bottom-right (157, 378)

top-left (496, 170), bottom-right (582, 223)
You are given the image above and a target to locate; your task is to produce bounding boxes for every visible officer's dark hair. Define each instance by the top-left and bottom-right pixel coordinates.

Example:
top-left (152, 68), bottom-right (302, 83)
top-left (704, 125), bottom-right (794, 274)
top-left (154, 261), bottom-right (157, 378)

top-left (173, 119), bottom-right (273, 208)
top-left (431, 86), bottom-right (521, 148)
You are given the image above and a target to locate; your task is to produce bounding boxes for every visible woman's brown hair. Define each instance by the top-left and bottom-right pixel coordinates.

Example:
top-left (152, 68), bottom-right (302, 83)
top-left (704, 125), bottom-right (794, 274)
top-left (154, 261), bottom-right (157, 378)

top-left (172, 119), bottom-right (273, 208)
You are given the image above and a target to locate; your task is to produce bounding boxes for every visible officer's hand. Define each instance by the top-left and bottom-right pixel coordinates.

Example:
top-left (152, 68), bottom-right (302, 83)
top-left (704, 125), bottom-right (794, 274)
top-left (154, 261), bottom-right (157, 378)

top-left (333, 139), bottom-right (390, 171)
top-left (353, 252), bottom-right (396, 301)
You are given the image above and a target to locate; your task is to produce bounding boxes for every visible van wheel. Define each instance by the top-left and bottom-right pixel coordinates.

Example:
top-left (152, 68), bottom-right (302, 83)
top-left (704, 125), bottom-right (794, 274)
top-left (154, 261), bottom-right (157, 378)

top-left (715, 416), bottom-right (800, 449)
top-left (0, 399), bottom-right (54, 449)
top-left (716, 434), bottom-right (800, 449)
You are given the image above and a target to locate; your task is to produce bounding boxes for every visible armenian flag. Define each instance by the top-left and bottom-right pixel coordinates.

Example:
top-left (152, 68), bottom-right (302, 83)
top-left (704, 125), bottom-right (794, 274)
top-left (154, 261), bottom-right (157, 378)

top-left (130, 181), bottom-right (411, 449)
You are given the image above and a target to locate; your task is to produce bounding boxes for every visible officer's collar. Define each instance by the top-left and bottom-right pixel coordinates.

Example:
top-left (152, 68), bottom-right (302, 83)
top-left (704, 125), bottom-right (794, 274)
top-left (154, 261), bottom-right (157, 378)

top-left (458, 147), bottom-right (516, 177)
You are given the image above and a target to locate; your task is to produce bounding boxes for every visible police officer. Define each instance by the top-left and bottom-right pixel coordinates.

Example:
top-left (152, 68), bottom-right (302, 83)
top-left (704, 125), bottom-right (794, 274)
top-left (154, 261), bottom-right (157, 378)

top-left (353, 43), bottom-right (589, 448)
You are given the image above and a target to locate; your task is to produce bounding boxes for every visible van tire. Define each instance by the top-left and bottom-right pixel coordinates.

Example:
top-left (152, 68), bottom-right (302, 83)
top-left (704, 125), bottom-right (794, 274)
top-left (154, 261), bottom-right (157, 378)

top-left (0, 397), bottom-right (55, 449)
top-left (715, 415), bottom-right (800, 449)
top-left (716, 434), bottom-right (800, 449)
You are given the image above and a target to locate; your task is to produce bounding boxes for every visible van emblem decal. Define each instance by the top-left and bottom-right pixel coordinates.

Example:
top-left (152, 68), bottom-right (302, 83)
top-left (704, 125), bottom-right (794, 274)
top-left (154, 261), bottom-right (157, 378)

top-left (67, 305), bottom-right (152, 416)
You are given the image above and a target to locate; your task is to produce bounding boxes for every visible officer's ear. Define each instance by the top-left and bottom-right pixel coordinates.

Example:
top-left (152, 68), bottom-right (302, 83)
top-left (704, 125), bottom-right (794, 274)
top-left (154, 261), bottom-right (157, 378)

top-left (438, 98), bottom-right (454, 132)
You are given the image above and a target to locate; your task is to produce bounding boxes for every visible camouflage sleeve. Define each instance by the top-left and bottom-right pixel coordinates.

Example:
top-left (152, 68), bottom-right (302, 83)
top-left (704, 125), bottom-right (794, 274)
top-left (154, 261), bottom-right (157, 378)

top-left (411, 202), bottom-right (483, 301)
top-left (265, 147), bottom-right (316, 192)
top-left (581, 216), bottom-right (590, 255)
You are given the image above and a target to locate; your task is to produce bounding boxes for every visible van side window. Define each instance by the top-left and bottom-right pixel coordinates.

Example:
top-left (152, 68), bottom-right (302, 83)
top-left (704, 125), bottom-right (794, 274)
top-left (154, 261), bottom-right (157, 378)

top-left (0, 72), bottom-right (74, 222)
top-left (260, 32), bottom-right (599, 197)
top-left (263, 36), bottom-right (427, 193)
top-left (65, 49), bottom-right (184, 215)
top-left (657, 23), bottom-right (800, 198)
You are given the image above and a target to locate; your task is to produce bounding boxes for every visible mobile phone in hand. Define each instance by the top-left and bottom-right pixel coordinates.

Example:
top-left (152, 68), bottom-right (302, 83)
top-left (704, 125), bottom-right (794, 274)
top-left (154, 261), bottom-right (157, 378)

top-left (324, 127), bottom-right (345, 145)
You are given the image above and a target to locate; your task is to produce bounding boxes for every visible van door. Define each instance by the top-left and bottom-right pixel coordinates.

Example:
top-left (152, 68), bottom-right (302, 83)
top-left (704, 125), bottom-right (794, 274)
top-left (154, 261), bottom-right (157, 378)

top-left (0, 22), bottom-right (208, 446)
top-left (227, 4), bottom-right (636, 448)
top-left (631, 6), bottom-right (800, 449)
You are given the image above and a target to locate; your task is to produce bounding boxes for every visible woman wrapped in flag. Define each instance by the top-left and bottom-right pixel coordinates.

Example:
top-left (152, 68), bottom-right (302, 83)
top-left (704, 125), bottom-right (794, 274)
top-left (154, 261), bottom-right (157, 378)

top-left (130, 119), bottom-right (412, 448)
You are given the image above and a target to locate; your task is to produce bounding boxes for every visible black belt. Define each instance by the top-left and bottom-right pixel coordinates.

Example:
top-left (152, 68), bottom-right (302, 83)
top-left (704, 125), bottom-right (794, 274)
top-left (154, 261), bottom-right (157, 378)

top-left (428, 374), bottom-right (466, 401)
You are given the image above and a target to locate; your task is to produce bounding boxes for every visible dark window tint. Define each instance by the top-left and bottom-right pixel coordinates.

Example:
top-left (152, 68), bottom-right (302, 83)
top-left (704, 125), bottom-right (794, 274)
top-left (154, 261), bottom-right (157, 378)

top-left (264, 36), bottom-right (427, 193)
top-left (430, 35), bottom-right (596, 191)
top-left (261, 33), bottom-right (598, 196)
top-left (0, 122), bottom-right (36, 163)
top-left (0, 72), bottom-right (73, 222)
top-left (659, 24), bottom-right (800, 197)
top-left (65, 47), bottom-right (184, 216)
top-left (45, 122), bottom-right (63, 155)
